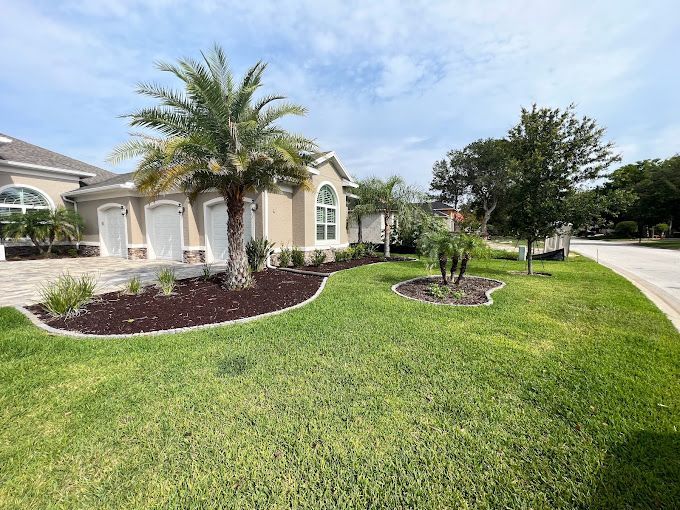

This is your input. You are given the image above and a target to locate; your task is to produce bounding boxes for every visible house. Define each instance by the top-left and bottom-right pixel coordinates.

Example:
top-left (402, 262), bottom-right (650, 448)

top-left (0, 133), bottom-right (358, 262)
top-left (425, 201), bottom-right (464, 232)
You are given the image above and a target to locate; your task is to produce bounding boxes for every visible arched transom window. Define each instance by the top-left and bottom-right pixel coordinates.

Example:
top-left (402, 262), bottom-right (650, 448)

top-left (0, 186), bottom-right (51, 217)
top-left (316, 184), bottom-right (337, 241)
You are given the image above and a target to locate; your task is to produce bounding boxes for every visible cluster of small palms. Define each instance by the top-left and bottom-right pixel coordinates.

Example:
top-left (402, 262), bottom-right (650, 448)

top-left (2, 207), bottom-right (83, 255)
top-left (418, 228), bottom-right (486, 285)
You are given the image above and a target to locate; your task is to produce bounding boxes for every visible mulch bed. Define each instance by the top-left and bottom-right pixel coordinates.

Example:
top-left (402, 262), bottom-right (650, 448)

top-left (287, 255), bottom-right (412, 275)
top-left (394, 276), bottom-right (504, 305)
top-left (28, 269), bottom-right (324, 335)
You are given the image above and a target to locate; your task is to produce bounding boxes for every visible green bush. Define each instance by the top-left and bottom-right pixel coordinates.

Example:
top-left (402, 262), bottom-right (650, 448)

top-left (156, 267), bottom-right (176, 296)
top-left (67, 248), bottom-right (78, 257)
top-left (655, 223), bottom-right (670, 235)
top-left (364, 242), bottom-right (378, 257)
top-left (489, 248), bottom-right (517, 260)
top-left (334, 249), bottom-right (350, 262)
top-left (278, 247), bottom-right (292, 267)
top-left (353, 243), bottom-right (367, 258)
top-left (40, 273), bottom-right (97, 317)
top-left (246, 238), bottom-right (274, 272)
top-left (346, 247), bottom-right (357, 260)
top-left (123, 276), bottom-right (142, 295)
top-left (311, 249), bottom-right (326, 266)
top-left (615, 221), bottom-right (638, 238)
top-left (291, 247), bottom-right (305, 267)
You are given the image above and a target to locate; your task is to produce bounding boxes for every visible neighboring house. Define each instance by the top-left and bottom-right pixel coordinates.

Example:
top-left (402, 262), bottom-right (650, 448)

top-left (0, 134), bottom-right (358, 262)
top-left (425, 201), bottom-right (463, 232)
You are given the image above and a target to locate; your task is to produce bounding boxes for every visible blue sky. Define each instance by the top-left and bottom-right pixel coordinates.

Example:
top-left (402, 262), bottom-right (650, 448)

top-left (1, 0), bottom-right (679, 187)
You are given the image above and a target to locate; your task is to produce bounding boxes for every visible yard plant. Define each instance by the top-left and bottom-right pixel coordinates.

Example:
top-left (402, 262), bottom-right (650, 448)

top-left (290, 247), bottom-right (305, 267)
top-left (155, 268), bottom-right (176, 296)
top-left (246, 238), bottom-right (275, 272)
top-left (110, 45), bottom-right (315, 290)
top-left (2, 207), bottom-right (83, 255)
top-left (123, 276), bottom-right (142, 295)
top-left (278, 247), bottom-right (292, 267)
top-left (310, 249), bottom-right (326, 266)
top-left (39, 272), bottom-right (97, 317)
top-left (1, 257), bottom-right (678, 508)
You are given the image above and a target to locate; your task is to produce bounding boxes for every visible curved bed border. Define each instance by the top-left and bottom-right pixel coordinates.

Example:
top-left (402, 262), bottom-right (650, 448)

top-left (391, 275), bottom-right (506, 307)
top-left (15, 276), bottom-right (328, 339)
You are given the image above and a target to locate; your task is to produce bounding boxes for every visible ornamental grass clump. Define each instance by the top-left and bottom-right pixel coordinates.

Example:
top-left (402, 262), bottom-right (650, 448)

top-left (40, 272), bottom-right (97, 318)
top-left (156, 268), bottom-right (176, 296)
top-left (123, 276), bottom-right (142, 295)
top-left (246, 238), bottom-right (275, 272)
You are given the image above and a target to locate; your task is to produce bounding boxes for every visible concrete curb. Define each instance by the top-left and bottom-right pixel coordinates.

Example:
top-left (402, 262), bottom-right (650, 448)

top-left (392, 275), bottom-right (506, 307)
top-left (16, 276), bottom-right (329, 339)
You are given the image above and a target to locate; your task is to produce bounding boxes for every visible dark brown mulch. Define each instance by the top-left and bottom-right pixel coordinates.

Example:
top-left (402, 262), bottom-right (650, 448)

top-left (28, 270), bottom-right (324, 335)
top-left (294, 256), bottom-right (412, 274)
top-left (394, 276), bottom-right (503, 305)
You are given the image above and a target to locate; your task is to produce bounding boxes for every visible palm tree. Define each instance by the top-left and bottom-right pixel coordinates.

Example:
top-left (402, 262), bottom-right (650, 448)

top-left (350, 176), bottom-right (420, 258)
top-left (418, 229), bottom-right (455, 284)
top-left (44, 207), bottom-right (83, 254)
top-left (454, 233), bottom-right (487, 284)
top-left (2, 210), bottom-right (50, 254)
top-left (110, 45), bottom-right (316, 289)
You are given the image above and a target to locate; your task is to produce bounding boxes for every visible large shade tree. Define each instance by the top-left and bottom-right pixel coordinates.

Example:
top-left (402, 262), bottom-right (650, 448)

top-left (351, 176), bottom-right (421, 258)
top-left (429, 155), bottom-right (467, 210)
top-left (506, 104), bottom-right (620, 274)
top-left (110, 45), bottom-right (316, 289)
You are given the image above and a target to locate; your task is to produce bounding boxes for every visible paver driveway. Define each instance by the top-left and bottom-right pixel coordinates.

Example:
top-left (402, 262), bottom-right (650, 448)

top-left (572, 239), bottom-right (680, 330)
top-left (0, 257), bottom-right (225, 307)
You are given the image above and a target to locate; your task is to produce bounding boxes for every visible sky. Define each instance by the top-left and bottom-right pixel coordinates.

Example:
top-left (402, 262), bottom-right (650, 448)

top-left (1, 0), bottom-right (679, 188)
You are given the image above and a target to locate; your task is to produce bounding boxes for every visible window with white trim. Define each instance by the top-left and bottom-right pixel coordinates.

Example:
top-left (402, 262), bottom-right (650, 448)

top-left (316, 185), bottom-right (337, 241)
top-left (0, 186), bottom-right (51, 217)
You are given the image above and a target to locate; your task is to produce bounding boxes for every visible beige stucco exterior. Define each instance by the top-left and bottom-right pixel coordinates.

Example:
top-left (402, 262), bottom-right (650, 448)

top-left (3, 151), bottom-right (356, 262)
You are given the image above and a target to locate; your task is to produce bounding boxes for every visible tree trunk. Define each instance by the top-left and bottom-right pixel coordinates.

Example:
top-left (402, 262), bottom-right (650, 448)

top-left (383, 213), bottom-right (391, 258)
top-left (455, 253), bottom-right (469, 284)
top-left (46, 232), bottom-right (56, 254)
top-left (527, 238), bottom-right (533, 275)
top-left (224, 187), bottom-right (251, 290)
top-left (357, 216), bottom-right (363, 243)
top-left (450, 253), bottom-right (459, 280)
top-left (438, 255), bottom-right (448, 284)
top-left (30, 236), bottom-right (44, 255)
top-left (480, 198), bottom-right (497, 237)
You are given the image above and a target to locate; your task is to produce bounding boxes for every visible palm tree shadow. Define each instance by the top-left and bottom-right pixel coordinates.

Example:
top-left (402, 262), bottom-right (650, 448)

top-left (588, 430), bottom-right (680, 508)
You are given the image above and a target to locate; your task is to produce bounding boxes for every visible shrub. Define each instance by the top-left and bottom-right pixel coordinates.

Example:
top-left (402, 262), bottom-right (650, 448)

top-left (278, 247), bottom-right (292, 267)
top-left (123, 276), bottom-right (142, 295)
top-left (655, 223), bottom-right (670, 236)
top-left (156, 267), bottom-right (176, 296)
top-left (489, 248), bottom-right (516, 260)
top-left (291, 247), bottom-right (305, 267)
top-left (334, 249), bottom-right (350, 262)
top-left (615, 220), bottom-right (638, 238)
top-left (311, 249), bottom-right (326, 266)
top-left (201, 262), bottom-right (213, 281)
top-left (346, 246), bottom-right (357, 259)
top-left (67, 248), bottom-right (78, 257)
top-left (428, 283), bottom-right (449, 300)
top-left (246, 238), bottom-right (275, 272)
top-left (353, 243), bottom-right (367, 258)
top-left (364, 242), bottom-right (378, 257)
top-left (40, 273), bottom-right (97, 317)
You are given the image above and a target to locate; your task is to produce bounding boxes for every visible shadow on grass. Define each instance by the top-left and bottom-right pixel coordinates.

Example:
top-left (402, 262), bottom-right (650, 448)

top-left (589, 430), bottom-right (680, 508)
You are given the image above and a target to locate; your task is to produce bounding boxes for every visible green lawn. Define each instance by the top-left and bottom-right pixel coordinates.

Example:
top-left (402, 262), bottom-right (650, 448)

top-left (1, 257), bottom-right (678, 509)
top-left (639, 238), bottom-right (680, 250)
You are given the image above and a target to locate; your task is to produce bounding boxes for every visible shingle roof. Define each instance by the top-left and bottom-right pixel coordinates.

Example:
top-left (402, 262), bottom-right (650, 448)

top-left (0, 133), bottom-right (115, 185)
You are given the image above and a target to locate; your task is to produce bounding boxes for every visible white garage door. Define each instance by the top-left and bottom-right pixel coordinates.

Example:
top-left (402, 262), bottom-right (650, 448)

top-left (206, 202), bottom-right (253, 263)
top-left (148, 204), bottom-right (182, 261)
top-left (100, 206), bottom-right (126, 258)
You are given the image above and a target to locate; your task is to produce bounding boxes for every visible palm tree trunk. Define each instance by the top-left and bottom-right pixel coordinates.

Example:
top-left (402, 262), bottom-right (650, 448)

top-left (224, 187), bottom-right (251, 290)
top-left (30, 236), bottom-right (44, 255)
top-left (450, 253), bottom-right (459, 280)
top-left (383, 214), bottom-right (391, 258)
top-left (455, 253), bottom-right (469, 285)
top-left (438, 255), bottom-right (448, 284)
top-left (357, 216), bottom-right (363, 243)
top-left (46, 232), bottom-right (56, 254)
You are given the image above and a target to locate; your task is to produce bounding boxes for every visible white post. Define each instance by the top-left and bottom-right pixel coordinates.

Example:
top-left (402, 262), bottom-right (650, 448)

top-left (0, 244), bottom-right (5, 261)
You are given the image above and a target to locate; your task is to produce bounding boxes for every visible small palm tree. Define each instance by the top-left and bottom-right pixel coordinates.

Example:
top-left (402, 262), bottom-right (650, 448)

top-left (418, 229), bottom-right (455, 284)
top-left (43, 207), bottom-right (83, 254)
top-left (110, 45), bottom-right (316, 289)
top-left (454, 233), bottom-right (487, 284)
top-left (2, 210), bottom-right (49, 254)
top-left (350, 176), bottom-right (421, 258)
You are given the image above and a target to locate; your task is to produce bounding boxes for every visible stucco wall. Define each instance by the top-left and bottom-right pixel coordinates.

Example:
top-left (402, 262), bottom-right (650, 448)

top-left (349, 213), bottom-right (384, 244)
top-left (268, 190), bottom-right (294, 247)
top-left (0, 168), bottom-right (79, 209)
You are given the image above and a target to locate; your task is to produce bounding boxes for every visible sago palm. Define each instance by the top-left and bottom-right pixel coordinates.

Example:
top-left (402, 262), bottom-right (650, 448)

top-left (418, 229), bottom-right (455, 284)
top-left (44, 207), bottom-right (83, 254)
top-left (2, 210), bottom-right (49, 254)
top-left (110, 44), bottom-right (316, 289)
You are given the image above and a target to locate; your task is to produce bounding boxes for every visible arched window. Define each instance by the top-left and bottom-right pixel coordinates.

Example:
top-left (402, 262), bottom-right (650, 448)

top-left (0, 186), bottom-right (51, 217)
top-left (316, 184), bottom-right (337, 241)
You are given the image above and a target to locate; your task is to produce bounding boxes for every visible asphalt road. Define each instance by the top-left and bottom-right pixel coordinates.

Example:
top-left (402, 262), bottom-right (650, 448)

top-left (571, 239), bottom-right (680, 330)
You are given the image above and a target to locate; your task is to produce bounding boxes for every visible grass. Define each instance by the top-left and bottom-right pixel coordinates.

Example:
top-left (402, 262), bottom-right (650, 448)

top-left (1, 257), bottom-right (678, 508)
top-left (639, 238), bottom-right (680, 250)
